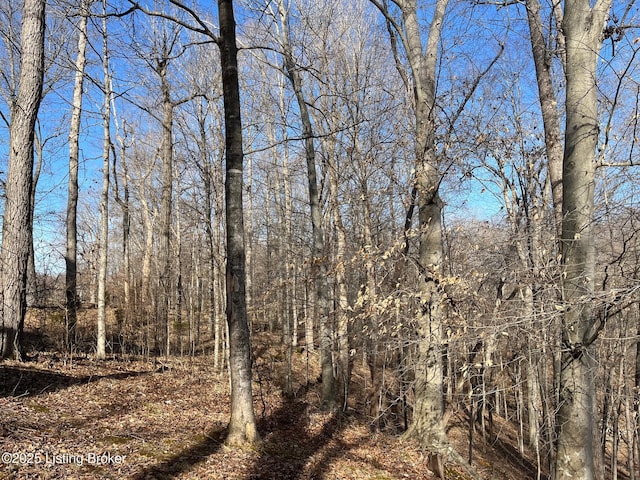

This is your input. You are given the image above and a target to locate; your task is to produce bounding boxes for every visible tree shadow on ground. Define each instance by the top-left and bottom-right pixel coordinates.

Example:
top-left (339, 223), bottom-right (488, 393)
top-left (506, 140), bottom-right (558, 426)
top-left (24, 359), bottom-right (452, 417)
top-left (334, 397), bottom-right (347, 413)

top-left (128, 387), bottom-right (347, 480)
top-left (250, 397), bottom-right (345, 480)
top-left (130, 425), bottom-right (227, 480)
top-left (486, 432), bottom-right (549, 480)
top-left (0, 365), bottom-right (154, 397)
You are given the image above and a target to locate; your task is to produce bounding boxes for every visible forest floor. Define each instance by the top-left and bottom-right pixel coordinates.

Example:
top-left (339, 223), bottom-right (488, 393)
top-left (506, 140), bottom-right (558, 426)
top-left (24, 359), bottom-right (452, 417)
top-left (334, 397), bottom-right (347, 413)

top-left (0, 332), bottom-right (543, 480)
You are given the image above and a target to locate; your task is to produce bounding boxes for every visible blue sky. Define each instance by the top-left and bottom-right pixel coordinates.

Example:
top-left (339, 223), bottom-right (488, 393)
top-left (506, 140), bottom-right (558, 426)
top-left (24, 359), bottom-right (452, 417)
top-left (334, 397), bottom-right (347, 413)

top-left (2, 0), bottom-right (639, 277)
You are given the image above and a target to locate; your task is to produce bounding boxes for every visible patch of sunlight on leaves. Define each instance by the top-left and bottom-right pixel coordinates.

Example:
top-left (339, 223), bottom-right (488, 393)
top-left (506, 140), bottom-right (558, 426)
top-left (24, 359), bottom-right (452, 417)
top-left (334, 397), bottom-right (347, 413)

top-left (144, 403), bottom-right (163, 415)
top-left (100, 434), bottom-right (132, 445)
top-left (192, 433), bottom-right (209, 443)
top-left (346, 463), bottom-right (392, 480)
top-left (445, 465), bottom-right (471, 480)
top-left (27, 402), bottom-right (50, 413)
top-left (139, 445), bottom-right (174, 461)
top-left (369, 456), bottom-right (386, 470)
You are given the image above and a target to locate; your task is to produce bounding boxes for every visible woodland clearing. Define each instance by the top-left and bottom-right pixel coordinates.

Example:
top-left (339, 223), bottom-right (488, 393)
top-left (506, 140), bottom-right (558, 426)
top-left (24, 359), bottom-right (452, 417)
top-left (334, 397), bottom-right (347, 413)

top-left (0, 318), bottom-right (542, 480)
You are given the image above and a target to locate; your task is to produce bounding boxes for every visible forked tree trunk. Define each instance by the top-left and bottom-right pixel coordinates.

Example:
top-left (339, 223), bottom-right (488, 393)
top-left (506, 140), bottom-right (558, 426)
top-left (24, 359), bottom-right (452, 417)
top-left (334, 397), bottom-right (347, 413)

top-left (390, 0), bottom-right (450, 452)
top-left (219, 0), bottom-right (259, 446)
top-left (0, 0), bottom-right (46, 360)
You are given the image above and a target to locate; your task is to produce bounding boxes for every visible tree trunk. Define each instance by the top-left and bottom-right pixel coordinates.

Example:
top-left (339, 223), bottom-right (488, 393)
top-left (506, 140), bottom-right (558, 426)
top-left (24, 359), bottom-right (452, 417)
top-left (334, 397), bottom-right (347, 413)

top-left (394, 0), bottom-right (450, 451)
top-left (113, 123), bottom-right (131, 343)
top-left (525, 0), bottom-right (563, 235)
top-left (175, 191), bottom-right (184, 353)
top-left (277, 0), bottom-right (335, 409)
top-left (527, 348), bottom-right (541, 448)
top-left (280, 104), bottom-right (297, 350)
top-left (219, 0), bottom-right (259, 446)
top-left (27, 132), bottom-right (44, 308)
top-left (66, 0), bottom-right (89, 352)
top-left (245, 151), bottom-right (254, 331)
top-left (139, 191), bottom-right (155, 354)
top-left (304, 275), bottom-right (314, 353)
top-left (555, 0), bottom-right (612, 477)
top-left (0, 0), bottom-right (45, 360)
top-left (158, 54), bottom-right (174, 357)
top-left (197, 105), bottom-right (220, 364)
top-left (96, 0), bottom-right (112, 360)
top-left (215, 196), bottom-right (225, 367)
top-left (326, 139), bottom-right (351, 410)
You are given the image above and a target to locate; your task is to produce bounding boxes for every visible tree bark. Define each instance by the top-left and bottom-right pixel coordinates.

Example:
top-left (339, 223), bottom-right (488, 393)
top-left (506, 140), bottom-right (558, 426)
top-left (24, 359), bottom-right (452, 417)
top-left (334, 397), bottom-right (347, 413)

top-left (27, 134), bottom-right (43, 308)
top-left (159, 60), bottom-right (174, 357)
top-left (555, 0), bottom-right (612, 477)
top-left (219, 0), bottom-right (259, 446)
top-left (281, 105), bottom-right (297, 350)
top-left (326, 138), bottom-right (351, 409)
top-left (525, 0), bottom-right (563, 235)
top-left (96, 0), bottom-right (112, 360)
top-left (245, 151), bottom-right (254, 331)
top-left (113, 123), bottom-right (131, 339)
top-left (200, 114), bottom-right (221, 366)
top-left (66, 0), bottom-right (90, 352)
top-left (139, 185), bottom-right (155, 353)
top-left (0, 0), bottom-right (46, 360)
top-left (391, 0), bottom-right (450, 451)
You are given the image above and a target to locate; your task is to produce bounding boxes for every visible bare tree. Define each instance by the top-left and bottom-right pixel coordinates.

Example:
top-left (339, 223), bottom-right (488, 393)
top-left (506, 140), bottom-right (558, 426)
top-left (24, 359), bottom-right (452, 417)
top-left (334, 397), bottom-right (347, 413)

top-left (555, 0), bottom-right (612, 476)
top-left (525, 0), bottom-right (563, 233)
top-left (371, 0), bottom-right (450, 452)
top-left (66, 0), bottom-right (91, 351)
top-left (96, 0), bottom-right (113, 360)
top-left (218, 0), bottom-right (260, 445)
top-left (176, 73), bottom-right (226, 365)
top-left (273, 0), bottom-right (336, 410)
top-left (157, 33), bottom-right (177, 357)
top-left (151, 27), bottom-right (194, 357)
top-left (0, 0), bottom-right (46, 360)
top-left (133, 0), bottom-right (260, 445)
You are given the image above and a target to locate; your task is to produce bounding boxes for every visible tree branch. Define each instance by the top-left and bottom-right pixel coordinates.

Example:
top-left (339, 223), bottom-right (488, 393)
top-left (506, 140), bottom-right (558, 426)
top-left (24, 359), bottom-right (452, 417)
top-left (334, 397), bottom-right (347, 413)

top-left (128, 0), bottom-right (220, 43)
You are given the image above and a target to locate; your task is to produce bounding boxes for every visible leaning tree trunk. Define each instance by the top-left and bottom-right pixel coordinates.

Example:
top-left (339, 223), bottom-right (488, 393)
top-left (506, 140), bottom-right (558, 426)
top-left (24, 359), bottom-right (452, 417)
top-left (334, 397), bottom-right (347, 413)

top-left (277, 0), bottom-right (335, 409)
top-left (219, 0), bottom-right (259, 446)
top-left (0, 0), bottom-right (46, 360)
top-left (555, 0), bottom-right (611, 477)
